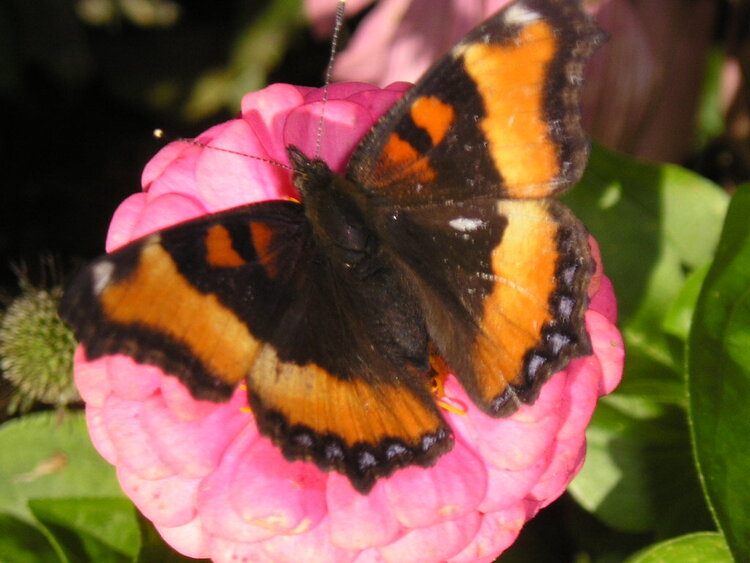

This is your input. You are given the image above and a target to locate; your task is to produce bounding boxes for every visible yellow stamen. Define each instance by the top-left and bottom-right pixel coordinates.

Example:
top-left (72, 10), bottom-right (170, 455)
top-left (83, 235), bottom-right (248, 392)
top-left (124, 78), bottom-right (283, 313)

top-left (436, 398), bottom-right (467, 416)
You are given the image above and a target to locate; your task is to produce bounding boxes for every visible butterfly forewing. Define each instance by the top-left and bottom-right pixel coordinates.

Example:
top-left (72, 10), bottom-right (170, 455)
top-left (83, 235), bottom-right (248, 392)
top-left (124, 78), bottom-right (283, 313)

top-left (348, 0), bottom-right (603, 204)
top-left (59, 201), bottom-right (309, 400)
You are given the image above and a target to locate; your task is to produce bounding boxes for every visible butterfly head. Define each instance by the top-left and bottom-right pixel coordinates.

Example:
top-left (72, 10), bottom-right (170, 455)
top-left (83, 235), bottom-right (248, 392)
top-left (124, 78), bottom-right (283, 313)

top-left (287, 145), bottom-right (376, 267)
top-left (287, 145), bottom-right (332, 194)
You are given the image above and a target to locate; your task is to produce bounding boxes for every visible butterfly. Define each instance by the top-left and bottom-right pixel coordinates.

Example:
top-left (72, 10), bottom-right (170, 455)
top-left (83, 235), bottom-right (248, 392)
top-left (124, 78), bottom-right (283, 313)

top-left (59, 0), bottom-right (602, 494)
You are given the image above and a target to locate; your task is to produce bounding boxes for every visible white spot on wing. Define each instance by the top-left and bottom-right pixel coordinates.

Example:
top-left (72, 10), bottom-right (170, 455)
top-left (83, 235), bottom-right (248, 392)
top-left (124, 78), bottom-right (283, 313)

top-left (452, 43), bottom-right (468, 59)
top-left (504, 3), bottom-right (541, 25)
top-left (449, 217), bottom-right (487, 232)
top-left (92, 261), bottom-right (115, 295)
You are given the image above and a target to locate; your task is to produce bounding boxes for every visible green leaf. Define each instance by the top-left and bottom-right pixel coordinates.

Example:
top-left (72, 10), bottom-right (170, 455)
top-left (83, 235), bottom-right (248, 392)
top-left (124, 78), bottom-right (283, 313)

top-left (625, 532), bottom-right (732, 563)
top-left (0, 512), bottom-right (58, 563)
top-left (0, 411), bottom-right (124, 524)
top-left (501, 496), bottom-right (649, 563)
top-left (662, 264), bottom-right (711, 342)
top-left (29, 498), bottom-right (139, 563)
top-left (569, 396), bottom-right (712, 536)
top-left (566, 147), bottom-right (724, 538)
top-left (689, 184), bottom-right (750, 561)
top-left (565, 144), bottom-right (729, 394)
top-left (569, 144), bottom-right (728, 319)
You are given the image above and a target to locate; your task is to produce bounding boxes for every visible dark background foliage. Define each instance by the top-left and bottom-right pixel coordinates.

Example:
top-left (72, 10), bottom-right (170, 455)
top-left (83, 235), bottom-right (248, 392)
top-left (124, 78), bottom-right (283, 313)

top-left (1, 0), bottom-right (329, 291)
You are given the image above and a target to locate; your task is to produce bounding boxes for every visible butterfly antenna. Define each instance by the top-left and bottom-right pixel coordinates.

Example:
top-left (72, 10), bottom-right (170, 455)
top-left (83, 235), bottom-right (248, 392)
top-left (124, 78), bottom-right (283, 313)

top-left (153, 129), bottom-right (293, 171)
top-left (314, 0), bottom-right (347, 159)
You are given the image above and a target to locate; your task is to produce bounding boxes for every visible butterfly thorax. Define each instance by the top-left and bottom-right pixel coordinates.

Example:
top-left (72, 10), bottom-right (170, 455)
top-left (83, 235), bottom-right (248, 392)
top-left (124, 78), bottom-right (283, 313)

top-left (289, 146), bottom-right (378, 272)
top-left (284, 145), bottom-right (434, 374)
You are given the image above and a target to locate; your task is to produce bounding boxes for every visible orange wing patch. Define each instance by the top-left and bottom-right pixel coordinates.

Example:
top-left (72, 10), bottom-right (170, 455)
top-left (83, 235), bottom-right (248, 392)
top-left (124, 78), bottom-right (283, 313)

top-left (99, 236), bottom-right (261, 387)
top-left (250, 222), bottom-right (281, 278)
top-left (378, 134), bottom-right (436, 179)
top-left (471, 200), bottom-right (560, 406)
top-left (206, 225), bottom-right (246, 267)
top-left (248, 346), bottom-right (446, 448)
top-left (246, 345), bottom-right (452, 492)
top-left (382, 134), bottom-right (420, 168)
top-left (371, 133), bottom-right (437, 188)
top-left (410, 96), bottom-right (455, 146)
top-left (460, 21), bottom-right (559, 197)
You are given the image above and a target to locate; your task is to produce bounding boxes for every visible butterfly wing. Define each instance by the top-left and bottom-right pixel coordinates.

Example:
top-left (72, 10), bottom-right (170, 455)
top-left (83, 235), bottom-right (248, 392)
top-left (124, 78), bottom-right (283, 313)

top-left (349, 0), bottom-right (600, 415)
top-left (59, 200), bottom-right (451, 493)
top-left (60, 201), bottom-right (308, 400)
top-left (347, 0), bottom-right (603, 204)
top-left (379, 198), bottom-right (592, 416)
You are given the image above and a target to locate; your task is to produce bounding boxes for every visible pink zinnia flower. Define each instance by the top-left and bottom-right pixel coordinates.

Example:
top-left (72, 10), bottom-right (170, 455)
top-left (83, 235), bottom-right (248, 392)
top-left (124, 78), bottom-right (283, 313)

top-left (73, 82), bottom-right (623, 562)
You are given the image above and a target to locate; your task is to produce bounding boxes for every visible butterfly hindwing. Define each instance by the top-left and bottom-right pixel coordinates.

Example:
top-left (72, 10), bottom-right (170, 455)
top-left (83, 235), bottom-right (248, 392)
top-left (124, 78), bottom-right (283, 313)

top-left (471, 199), bottom-right (592, 413)
top-left (379, 197), bottom-right (591, 417)
top-left (348, 0), bottom-right (603, 204)
top-left (247, 346), bottom-right (451, 494)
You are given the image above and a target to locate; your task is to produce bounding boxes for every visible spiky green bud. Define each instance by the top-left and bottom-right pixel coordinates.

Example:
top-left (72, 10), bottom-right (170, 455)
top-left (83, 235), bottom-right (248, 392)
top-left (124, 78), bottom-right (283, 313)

top-left (0, 285), bottom-right (79, 412)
